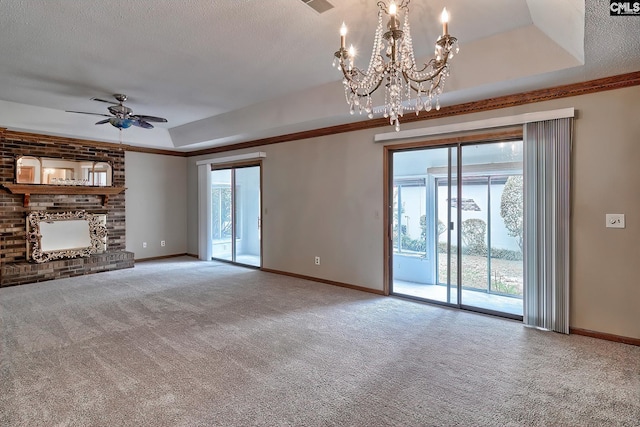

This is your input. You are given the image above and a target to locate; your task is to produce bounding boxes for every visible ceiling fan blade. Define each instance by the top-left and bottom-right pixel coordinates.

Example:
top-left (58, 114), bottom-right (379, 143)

top-left (133, 120), bottom-right (154, 129)
top-left (91, 97), bottom-right (119, 105)
top-left (69, 95), bottom-right (162, 131)
top-left (66, 110), bottom-right (112, 117)
top-left (131, 114), bottom-right (167, 123)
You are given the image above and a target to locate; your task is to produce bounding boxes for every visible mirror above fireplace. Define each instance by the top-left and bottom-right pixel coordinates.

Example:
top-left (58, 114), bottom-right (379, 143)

top-left (16, 156), bottom-right (113, 186)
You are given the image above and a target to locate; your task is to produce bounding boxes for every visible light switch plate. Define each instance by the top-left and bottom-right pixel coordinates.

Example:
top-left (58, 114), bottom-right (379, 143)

top-left (606, 214), bottom-right (625, 228)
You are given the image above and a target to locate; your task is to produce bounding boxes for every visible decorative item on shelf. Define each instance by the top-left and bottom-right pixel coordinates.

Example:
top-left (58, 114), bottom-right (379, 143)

top-left (333, 0), bottom-right (458, 131)
top-left (51, 179), bottom-right (90, 186)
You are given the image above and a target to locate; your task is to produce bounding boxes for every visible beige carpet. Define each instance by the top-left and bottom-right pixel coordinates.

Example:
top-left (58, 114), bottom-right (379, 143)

top-left (1, 257), bottom-right (638, 426)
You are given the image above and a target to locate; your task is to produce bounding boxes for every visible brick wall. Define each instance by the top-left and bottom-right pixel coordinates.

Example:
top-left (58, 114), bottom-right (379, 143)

top-left (0, 129), bottom-right (133, 286)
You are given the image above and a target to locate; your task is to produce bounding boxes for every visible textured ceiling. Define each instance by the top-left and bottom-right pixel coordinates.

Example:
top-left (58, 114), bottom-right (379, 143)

top-left (0, 0), bottom-right (638, 150)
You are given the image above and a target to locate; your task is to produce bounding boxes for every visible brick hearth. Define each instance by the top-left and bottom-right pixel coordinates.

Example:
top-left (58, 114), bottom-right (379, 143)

top-left (0, 129), bottom-right (134, 287)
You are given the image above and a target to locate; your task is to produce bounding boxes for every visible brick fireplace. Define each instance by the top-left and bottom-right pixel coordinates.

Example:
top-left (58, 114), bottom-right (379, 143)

top-left (0, 129), bottom-right (134, 287)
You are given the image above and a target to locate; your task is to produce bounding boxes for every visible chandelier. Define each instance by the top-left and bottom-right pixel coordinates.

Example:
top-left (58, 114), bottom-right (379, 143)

top-left (333, 1), bottom-right (458, 131)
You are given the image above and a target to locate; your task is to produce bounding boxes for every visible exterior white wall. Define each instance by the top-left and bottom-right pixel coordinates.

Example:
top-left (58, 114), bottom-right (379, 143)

top-left (435, 182), bottom-right (521, 252)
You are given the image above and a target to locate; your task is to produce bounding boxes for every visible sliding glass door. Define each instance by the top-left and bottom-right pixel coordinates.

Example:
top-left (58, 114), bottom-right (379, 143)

top-left (392, 146), bottom-right (457, 305)
top-left (458, 143), bottom-right (523, 314)
top-left (211, 165), bottom-right (261, 267)
top-left (234, 166), bottom-right (261, 266)
top-left (391, 141), bottom-right (523, 318)
top-left (212, 169), bottom-right (233, 261)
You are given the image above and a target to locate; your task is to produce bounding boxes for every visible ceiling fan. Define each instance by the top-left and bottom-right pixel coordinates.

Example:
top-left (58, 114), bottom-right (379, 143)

top-left (66, 94), bottom-right (167, 129)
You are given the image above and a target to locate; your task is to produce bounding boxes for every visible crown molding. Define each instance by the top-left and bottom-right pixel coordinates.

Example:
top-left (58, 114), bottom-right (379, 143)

top-left (124, 144), bottom-right (188, 157)
top-left (2, 71), bottom-right (640, 157)
top-left (0, 130), bottom-right (188, 157)
top-left (188, 70), bottom-right (640, 156)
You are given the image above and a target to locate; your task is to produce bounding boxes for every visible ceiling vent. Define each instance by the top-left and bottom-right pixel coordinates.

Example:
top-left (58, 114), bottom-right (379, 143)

top-left (300, 0), bottom-right (334, 14)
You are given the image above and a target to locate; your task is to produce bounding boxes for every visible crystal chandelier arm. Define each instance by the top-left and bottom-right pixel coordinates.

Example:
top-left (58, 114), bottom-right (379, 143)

top-left (402, 35), bottom-right (457, 91)
top-left (336, 49), bottom-right (387, 97)
top-left (349, 78), bottom-right (385, 98)
top-left (376, 1), bottom-right (389, 14)
top-left (403, 69), bottom-right (444, 95)
top-left (377, 0), bottom-right (411, 15)
top-left (402, 60), bottom-right (447, 89)
top-left (341, 67), bottom-right (386, 97)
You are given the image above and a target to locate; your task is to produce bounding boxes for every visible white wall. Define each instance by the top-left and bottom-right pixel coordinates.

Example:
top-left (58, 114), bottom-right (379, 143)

top-left (188, 130), bottom-right (384, 290)
top-left (125, 151), bottom-right (188, 258)
top-left (186, 85), bottom-right (640, 340)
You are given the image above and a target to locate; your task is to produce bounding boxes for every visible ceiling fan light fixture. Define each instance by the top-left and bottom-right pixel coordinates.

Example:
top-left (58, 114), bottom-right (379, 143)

top-left (109, 117), bottom-right (134, 129)
top-left (67, 93), bottom-right (167, 131)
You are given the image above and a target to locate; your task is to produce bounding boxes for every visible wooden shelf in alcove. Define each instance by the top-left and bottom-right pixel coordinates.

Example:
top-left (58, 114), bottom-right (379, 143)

top-left (1, 184), bottom-right (126, 207)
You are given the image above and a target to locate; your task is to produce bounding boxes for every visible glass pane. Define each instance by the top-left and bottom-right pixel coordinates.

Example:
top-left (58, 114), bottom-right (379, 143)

top-left (459, 141), bottom-right (523, 316)
top-left (234, 166), bottom-right (261, 267)
top-left (16, 156), bottom-right (40, 183)
top-left (92, 162), bottom-right (113, 186)
top-left (211, 169), bottom-right (233, 261)
top-left (392, 147), bottom-right (455, 304)
top-left (460, 176), bottom-right (489, 292)
top-left (489, 174), bottom-right (524, 299)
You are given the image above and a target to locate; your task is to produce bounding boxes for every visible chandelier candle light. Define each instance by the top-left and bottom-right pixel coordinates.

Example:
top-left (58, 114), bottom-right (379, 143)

top-left (333, 1), bottom-right (458, 131)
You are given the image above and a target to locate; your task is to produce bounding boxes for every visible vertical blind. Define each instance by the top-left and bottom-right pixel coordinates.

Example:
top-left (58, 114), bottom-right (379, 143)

top-left (523, 118), bottom-right (572, 333)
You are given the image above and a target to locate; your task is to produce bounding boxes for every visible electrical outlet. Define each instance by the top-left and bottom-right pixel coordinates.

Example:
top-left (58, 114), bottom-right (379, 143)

top-left (161, 240), bottom-right (166, 247)
top-left (142, 242), bottom-right (147, 248)
top-left (606, 214), bottom-right (625, 229)
top-left (314, 256), bottom-right (320, 265)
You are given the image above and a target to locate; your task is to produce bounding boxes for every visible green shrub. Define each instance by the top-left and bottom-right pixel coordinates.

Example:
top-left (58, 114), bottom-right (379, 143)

top-left (401, 235), bottom-right (426, 252)
top-left (461, 218), bottom-right (487, 256)
top-left (488, 247), bottom-right (523, 261)
top-left (492, 280), bottom-right (519, 295)
top-left (500, 175), bottom-right (524, 252)
top-left (438, 242), bottom-right (523, 261)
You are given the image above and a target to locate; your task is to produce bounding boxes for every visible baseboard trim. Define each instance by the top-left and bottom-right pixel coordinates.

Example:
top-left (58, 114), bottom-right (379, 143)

top-left (570, 327), bottom-right (640, 347)
top-left (261, 268), bottom-right (385, 296)
top-left (135, 253), bottom-right (190, 262)
top-left (186, 253), bottom-right (199, 258)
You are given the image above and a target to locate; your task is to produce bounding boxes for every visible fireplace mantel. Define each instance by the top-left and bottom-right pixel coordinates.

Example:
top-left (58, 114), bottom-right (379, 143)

top-left (2, 184), bottom-right (126, 207)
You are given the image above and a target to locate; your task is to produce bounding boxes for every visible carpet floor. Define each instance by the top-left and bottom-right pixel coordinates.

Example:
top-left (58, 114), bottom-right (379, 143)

top-left (1, 257), bottom-right (638, 426)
